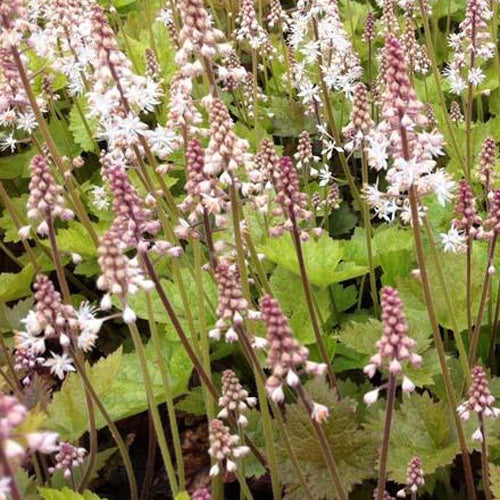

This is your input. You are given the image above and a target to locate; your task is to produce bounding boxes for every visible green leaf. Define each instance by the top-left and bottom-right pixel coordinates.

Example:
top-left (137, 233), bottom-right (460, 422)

top-left (0, 194), bottom-right (28, 243)
top-left (45, 348), bottom-right (123, 441)
top-left (124, 269), bottom-right (217, 331)
top-left (0, 148), bottom-right (35, 179)
top-left (277, 377), bottom-right (378, 499)
top-left (260, 233), bottom-right (367, 287)
top-left (337, 314), bottom-right (437, 386)
top-left (57, 222), bottom-right (98, 257)
top-left (0, 264), bottom-right (35, 303)
top-left (241, 410), bottom-right (268, 479)
top-left (369, 393), bottom-right (460, 483)
top-left (175, 387), bottom-right (206, 416)
top-left (46, 334), bottom-right (192, 441)
top-left (68, 99), bottom-right (97, 153)
top-left (397, 250), bottom-right (488, 332)
top-left (267, 96), bottom-right (316, 137)
top-left (0, 297), bottom-right (33, 333)
top-left (39, 487), bottom-right (104, 500)
top-left (14, 469), bottom-right (39, 500)
top-left (270, 266), bottom-right (332, 344)
top-left (491, 464), bottom-right (500, 498)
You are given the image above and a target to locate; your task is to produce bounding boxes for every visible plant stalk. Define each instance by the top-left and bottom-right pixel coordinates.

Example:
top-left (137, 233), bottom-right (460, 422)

top-left (375, 373), bottom-right (396, 500)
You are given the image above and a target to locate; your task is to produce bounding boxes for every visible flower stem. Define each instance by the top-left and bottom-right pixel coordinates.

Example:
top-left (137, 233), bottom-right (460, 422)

top-left (417, 0), bottom-right (466, 176)
top-left (468, 236), bottom-right (497, 365)
top-left (362, 151), bottom-right (380, 318)
top-left (10, 47), bottom-right (99, 246)
top-left (46, 215), bottom-right (98, 492)
top-left (140, 251), bottom-right (267, 468)
top-left (408, 188), bottom-right (477, 500)
top-left (422, 219), bottom-right (471, 385)
top-left (479, 413), bottom-right (492, 500)
top-left (294, 382), bottom-right (347, 500)
top-left (289, 212), bottom-right (339, 394)
top-left (375, 373), bottom-right (396, 500)
top-left (235, 325), bottom-right (314, 500)
top-left (127, 319), bottom-right (180, 496)
top-left (145, 293), bottom-right (186, 490)
top-left (69, 347), bottom-right (138, 500)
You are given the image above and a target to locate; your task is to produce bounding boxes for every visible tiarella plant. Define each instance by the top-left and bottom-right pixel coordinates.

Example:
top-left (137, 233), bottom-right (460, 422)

top-left (0, 0), bottom-right (499, 499)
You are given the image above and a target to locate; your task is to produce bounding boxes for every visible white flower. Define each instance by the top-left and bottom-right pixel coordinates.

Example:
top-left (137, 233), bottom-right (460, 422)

top-left (21, 310), bottom-right (42, 335)
top-left (430, 170), bottom-right (455, 206)
top-left (233, 445), bottom-right (250, 459)
top-left (15, 330), bottom-right (45, 355)
top-left (251, 336), bottom-right (268, 349)
top-left (0, 477), bottom-right (11, 498)
top-left (472, 427), bottom-right (483, 442)
top-left (286, 369), bottom-right (300, 387)
top-left (145, 126), bottom-right (178, 159)
top-left (0, 133), bottom-right (17, 152)
top-left (122, 306), bottom-right (137, 324)
top-left (270, 385), bottom-right (285, 403)
top-left (318, 165), bottom-right (332, 187)
top-left (311, 402), bottom-right (329, 423)
top-left (440, 226), bottom-right (466, 253)
top-left (18, 225), bottom-right (31, 240)
top-left (90, 185), bottom-right (110, 211)
top-left (4, 439), bottom-right (24, 458)
top-left (209, 463), bottom-right (220, 476)
top-left (297, 81), bottom-right (321, 104)
top-left (402, 376), bottom-right (415, 393)
top-left (468, 68), bottom-right (485, 87)
top-left (43, 352), bottom-right (76, 380)
top-left (26, 432), bottom-right (59, 453)
top-left (363, 388), bottom-right (380, 406)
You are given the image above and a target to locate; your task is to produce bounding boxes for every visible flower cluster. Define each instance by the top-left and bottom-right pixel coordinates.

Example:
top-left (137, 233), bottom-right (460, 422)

top-left (269, 156), bottom-right (314, 239)
top-left (203, 97), bottom-right (251, 184)
top-left (207, 419), bottom-right (250, 476)
top-left (288, 0), bottom-right (361, 99)
top-left (0, 392), bottom-right (60, 497)
top-left (15, 276), bottom-right (106, 379)
top-left (101, 152), bottom-right (160, 247)
top-left (445, 0), bottom-right (495, 94)
top-left (178, 138), bottom-right (228, 234)
top-left (396, 456), bottom-right (424, 497)
top-left (96, 225), bottom-right (154, 323)
top-left (260, 295), bottom-right (327, 405)
top-left (210, 263), bottom-right (260, 343)
top-left (26, 155), bottom-right (74, 236)
top-left (48, 442), bottom-right (86, 479)
top-left (477, 136), bottom-right (497, 192)
top-left (176, 0), bottom-right (230, 76)
top-left (457, 365), bottom-right (499, 441)
top-left (365, 34), bottom-right (452, 224)
top-left (343, 83), bottom-right (374, 152)
top-left (235, 0), bottom-right (270, 49)
top-left (364, 287), bottom-right (421, 404)
top-left (217, 369), bottom-right (257, 426)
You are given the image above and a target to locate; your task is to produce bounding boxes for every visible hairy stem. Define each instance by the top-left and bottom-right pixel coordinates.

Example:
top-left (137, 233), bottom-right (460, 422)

top-left (145, 293), bottom-right (186, 490)
top-left (409, 189), bottom-right (476, 500)
top-left (468, 236), bottom-right (497, 365)
top-left (290, 212), bottom-right (339, 394)
top-left (479, 413), bottom-right (492, 500)
top-left (375, 373), bottom-right (396, 500)
top-left (127, 319), bottom-right (179, 496)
